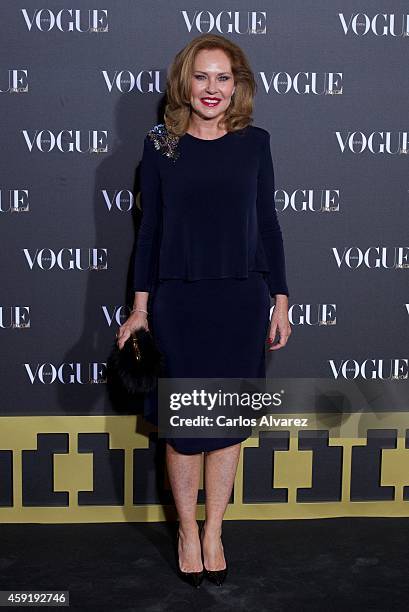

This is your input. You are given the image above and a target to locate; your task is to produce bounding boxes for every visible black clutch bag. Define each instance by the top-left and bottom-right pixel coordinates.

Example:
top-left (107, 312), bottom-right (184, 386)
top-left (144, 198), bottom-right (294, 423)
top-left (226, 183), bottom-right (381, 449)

top-left (107, 327), bottom-right (166, 394)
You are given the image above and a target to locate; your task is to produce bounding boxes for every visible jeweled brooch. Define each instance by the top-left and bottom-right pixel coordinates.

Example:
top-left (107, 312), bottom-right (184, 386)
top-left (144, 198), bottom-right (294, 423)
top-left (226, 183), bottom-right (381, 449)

top-left (147, 123), bottom-right (180, 162)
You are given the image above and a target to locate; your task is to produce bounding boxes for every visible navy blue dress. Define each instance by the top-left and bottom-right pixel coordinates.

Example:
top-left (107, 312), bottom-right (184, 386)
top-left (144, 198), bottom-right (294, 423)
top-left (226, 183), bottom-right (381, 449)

top-left (133, 123), bottom-right (289, 454)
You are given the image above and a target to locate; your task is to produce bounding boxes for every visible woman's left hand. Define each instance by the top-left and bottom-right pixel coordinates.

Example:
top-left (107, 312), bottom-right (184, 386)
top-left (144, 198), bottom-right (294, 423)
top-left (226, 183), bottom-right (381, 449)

top-left (267, 296), bottom-right (291, 351)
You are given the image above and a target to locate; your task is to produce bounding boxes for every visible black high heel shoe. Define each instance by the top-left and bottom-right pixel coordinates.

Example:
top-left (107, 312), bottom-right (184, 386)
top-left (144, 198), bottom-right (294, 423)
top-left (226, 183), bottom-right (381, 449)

top-left (199, 522), bottom-right (228, 586)
top-left (176, 527), bottom-right (204, 588)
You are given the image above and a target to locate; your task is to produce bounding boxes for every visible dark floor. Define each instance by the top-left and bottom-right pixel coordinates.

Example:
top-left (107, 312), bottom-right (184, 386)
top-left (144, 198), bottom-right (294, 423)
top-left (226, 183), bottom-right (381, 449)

top-left (1, 518), bottom-right (409, 611)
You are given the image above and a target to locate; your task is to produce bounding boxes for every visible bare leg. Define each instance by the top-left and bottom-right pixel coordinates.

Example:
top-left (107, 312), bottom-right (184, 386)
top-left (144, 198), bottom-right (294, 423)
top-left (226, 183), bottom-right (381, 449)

top-left (165, 442), bottom-right (203, 572)
top-left (201, 442), bottom-right (241, 570)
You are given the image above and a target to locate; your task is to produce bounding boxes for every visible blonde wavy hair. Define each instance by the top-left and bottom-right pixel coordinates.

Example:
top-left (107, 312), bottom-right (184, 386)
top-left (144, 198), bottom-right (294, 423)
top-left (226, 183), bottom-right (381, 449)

top-left (164, 34), bottom-right (257, 136)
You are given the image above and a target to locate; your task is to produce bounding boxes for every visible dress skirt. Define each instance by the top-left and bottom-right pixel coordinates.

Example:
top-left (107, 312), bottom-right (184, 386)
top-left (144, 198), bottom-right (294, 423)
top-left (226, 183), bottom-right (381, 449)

top-left (142, 271), bottom-right (271, 454)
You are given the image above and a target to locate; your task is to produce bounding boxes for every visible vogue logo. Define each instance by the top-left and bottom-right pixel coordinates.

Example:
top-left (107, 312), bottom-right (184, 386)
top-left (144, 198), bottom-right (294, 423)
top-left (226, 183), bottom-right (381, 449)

top-left (23, 248), bottom-right (108, 270)
top-left (0, 190), bottom-right (29, 213)
top-left (0, 70), bottom-right (28, 93)
top-left (22, 130), bottom-right (108, 153)
top-left (181, 10), bottom-right (266, 34)
top-left (338, 13), bottom-right (409, 37)
top-left (336, 131), bottom-right (409, 154)
top-left (332, 247), bottom-right (409, 269)
top-left (259, 72), bottom-right (343, 95)
top-left (329, 359), bottom-right (408, 380)
top-left (21, 9), bottom-right (108, 32)
top-left (102, 70), bottom-right (162, 93)
top-left (24, 363), bottom-right (106, 384)
top-left (102, 190), bottom-right (135, 212)
top-left (101, 306), bottom-right (134, 326)
top-left (288, 304), bottom-right (337, 326)
top-left (275, 189), bottom-right (340, 213)
top-left (0, 306), bottom-right (30, 329)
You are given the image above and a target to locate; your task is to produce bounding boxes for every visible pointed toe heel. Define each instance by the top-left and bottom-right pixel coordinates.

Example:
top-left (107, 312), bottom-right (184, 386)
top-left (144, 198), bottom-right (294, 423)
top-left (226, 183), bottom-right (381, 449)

top-left (178, 568), bottom-right (204, 588)
top-left (176, 528), bottom-right (204, 588)
top-left (199, 522), bottom-right (228, 586)
top-left (203, 564), bottom-right (228, 586)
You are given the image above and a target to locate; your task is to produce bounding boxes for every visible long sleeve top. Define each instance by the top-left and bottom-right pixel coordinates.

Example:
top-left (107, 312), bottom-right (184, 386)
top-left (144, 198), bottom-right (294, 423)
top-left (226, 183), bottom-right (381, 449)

top-left (133, 123), bottom-right (289, 297)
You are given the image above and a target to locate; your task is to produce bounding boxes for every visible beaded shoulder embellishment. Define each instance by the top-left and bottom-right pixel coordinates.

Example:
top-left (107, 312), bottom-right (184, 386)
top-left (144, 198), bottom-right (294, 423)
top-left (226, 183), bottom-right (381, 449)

top-left (147, 123), bottom-right (180, 162)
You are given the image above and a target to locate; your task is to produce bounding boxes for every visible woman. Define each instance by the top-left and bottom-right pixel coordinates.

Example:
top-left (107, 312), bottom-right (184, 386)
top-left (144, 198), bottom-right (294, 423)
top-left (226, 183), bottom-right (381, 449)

top-left (117, 33), bottom-right (291, 588)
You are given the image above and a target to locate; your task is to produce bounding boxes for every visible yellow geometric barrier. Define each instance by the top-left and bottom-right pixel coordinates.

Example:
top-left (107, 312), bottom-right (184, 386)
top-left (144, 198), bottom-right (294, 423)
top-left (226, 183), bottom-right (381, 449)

top-left (0, 414), bottom-right (408, 523)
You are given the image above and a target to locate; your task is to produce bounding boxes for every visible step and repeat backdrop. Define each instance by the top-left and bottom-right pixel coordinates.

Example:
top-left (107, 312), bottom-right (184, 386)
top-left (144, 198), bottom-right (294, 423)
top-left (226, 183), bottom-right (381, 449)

top-left (1, 1), bottom-right (408, 522)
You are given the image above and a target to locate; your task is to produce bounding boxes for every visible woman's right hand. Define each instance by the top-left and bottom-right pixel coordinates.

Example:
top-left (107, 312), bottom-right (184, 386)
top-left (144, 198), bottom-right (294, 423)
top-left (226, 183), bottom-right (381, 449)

top-left (116, 311), bottom-right (149, 350)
